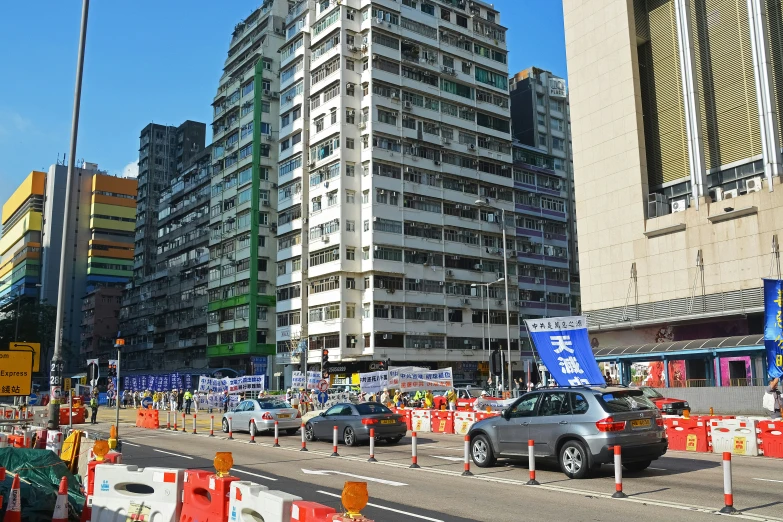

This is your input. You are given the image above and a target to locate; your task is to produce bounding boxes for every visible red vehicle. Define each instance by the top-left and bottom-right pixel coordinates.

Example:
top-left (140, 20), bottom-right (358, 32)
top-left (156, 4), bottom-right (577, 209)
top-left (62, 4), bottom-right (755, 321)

top-left (638, 386), bottom-right (689, 415)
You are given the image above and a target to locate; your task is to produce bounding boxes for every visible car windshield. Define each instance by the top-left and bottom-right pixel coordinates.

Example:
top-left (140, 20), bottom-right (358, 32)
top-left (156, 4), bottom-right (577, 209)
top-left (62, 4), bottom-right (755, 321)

top-left (639, 387), bottom-right (664, 399)
top-left (598, 391), bottom-right (657, 412)
top-left (256, 400), bottom-right (290, 410)
top-left (468, 389), bottom-right (484, 398)
top-left (355, 402), bottom-right (392, 415)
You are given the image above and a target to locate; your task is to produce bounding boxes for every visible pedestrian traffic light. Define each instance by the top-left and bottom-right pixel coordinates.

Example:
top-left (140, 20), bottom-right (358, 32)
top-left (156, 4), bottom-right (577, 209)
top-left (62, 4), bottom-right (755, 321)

top-left (322, 349), bottom-right (329, 365)
top-left (490, 349), bottom-right (502, 375)
top-left (108, 361), bottom-right (117, 378)
top-left (322, 349), bottom-right (330, 379)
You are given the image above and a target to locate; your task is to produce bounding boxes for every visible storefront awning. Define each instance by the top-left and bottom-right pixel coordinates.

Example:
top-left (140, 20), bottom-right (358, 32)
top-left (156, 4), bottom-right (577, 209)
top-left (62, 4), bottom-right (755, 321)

top-left (594, 335), bottom-right (764, 361)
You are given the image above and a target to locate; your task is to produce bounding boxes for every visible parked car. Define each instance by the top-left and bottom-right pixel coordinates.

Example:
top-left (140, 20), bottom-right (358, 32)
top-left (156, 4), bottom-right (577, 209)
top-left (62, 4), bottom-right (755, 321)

top-left (304, 402), bottom-right (406, 446)
top-left (636, 386), bottom-right (689, 415)
top-left (222, 398), bottom-right (301, 436)
top-left (468, 386), bottom-right (667, 479)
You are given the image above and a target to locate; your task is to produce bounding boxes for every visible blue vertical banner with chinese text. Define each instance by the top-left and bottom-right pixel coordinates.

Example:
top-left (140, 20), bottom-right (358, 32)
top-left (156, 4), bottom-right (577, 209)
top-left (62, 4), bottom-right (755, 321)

top-left (524, 316), bottom-right (604, 386)
top-left (763, 279), bottom-right (783, 379)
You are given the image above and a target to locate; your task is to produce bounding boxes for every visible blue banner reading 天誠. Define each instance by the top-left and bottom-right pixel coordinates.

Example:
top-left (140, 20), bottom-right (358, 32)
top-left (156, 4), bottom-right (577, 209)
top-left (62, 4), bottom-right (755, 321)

top-left (763, 279), bottom-right (783, 379)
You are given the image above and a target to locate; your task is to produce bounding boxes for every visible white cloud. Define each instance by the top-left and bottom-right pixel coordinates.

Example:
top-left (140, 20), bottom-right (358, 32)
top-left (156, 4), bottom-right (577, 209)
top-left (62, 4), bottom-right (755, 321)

top-left (121, 160), bottom-right (139, 178)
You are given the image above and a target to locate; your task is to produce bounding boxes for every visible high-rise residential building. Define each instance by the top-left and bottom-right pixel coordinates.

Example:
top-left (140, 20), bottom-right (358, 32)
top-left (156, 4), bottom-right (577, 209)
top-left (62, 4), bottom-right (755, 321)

top-left (152, 145), bottom-right (213, 371)
top-left (273, 0), bottom-right (521, 388)
top-left (207, 2), bottom-right (286, 375)
top-left (509, 66), bottom-right (579, 298)
top-left (563, 0), bottom-right (783, 386)
top-left (0, 171), bottom-right (46, 314)
top-left (120, 121), bottom-right (205, 371)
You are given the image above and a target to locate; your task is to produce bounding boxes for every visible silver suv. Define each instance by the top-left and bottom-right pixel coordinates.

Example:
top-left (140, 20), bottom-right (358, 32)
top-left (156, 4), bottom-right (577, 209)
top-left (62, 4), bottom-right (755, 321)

top-left (468, 386), bottom-right (667, 479)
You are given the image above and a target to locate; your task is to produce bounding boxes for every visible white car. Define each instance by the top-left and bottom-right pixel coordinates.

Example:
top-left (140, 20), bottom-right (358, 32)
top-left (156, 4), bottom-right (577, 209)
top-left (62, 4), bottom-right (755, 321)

top-left (222, 398), bottom-right (301, 436)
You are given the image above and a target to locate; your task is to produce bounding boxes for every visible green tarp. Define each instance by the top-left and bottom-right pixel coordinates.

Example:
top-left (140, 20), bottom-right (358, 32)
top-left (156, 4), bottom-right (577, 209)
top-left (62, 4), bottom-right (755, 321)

top-left (0, 447), bottom-right (84, 521)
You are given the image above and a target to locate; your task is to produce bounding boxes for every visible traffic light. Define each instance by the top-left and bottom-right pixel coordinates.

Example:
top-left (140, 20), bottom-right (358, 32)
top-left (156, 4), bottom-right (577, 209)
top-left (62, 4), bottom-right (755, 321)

top-left (108, 361), bottom-right (117, 378)
top-left (490, 349), bottom-right (502, 376)
top-left (321, 349), bottom-right (330, 379)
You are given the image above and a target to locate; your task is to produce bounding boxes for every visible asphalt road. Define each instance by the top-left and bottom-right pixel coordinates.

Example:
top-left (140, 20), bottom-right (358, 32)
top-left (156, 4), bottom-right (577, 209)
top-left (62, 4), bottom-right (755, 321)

top-left (92, 417), bottom-right (783, 522)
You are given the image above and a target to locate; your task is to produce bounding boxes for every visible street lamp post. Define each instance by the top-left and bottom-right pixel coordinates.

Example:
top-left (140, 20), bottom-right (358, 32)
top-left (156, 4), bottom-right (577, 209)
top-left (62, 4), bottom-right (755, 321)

top-left (476, 199), bottom-right (513, 392)
top-left (48, 0), bottom-right (90, 430)
top-left (471, 278), bottom-right (504, 388)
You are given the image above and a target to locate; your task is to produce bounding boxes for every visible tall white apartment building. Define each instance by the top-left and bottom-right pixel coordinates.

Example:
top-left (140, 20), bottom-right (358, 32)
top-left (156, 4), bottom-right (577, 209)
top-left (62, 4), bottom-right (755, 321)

top-left (275, 0), bottom-right (522, 387)
top-left (207, 1), bottom-right (289, 374)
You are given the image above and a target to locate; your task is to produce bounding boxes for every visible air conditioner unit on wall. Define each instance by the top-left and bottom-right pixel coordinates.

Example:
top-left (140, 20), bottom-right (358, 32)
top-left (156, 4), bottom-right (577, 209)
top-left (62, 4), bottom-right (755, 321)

top-left (723, 189), bottom-right (739, 199)
top-left (647, 201), bottom-right (669, 218)
top-left (745, 176), bottom-right (763, 193)
top-left (671, 199), bottom-right (687, 213)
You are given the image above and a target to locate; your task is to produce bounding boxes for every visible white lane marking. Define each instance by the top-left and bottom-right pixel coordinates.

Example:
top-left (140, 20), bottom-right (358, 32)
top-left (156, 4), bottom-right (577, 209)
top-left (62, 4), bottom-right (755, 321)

top-left (231, 468), bottom-right (278, 481)
top-left (153, 449), bottom-right (193, 459)
top-left (753, 478), bottom-right (783, 484)
top-left (121, 441), bottom-right (140, 447)
top-left (317, 491), bottom-right (443, 522)
top-left (648, 467), bottom-right (666, 471)
top-left (430, 456), bottom-right (463, 462)
top-left (302, 469), bottom-right (407, 486)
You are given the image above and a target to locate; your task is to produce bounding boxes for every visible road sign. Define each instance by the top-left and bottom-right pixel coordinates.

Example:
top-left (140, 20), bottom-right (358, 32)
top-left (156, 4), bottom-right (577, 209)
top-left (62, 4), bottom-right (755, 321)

top-left (64, 378), bottom-right (72, 391)
top-left (28, 393), bottom-right (38, 406)
top-left (141, 397), bottom-right (152, 409)
top-left (10, 342), bottom-right (40, 372)
top-left (317, 379), bottom-right (329, 392)
top-left (0, 351), bottom-right (33, 396)
top-left (317, 391), bottom-right (329, 404)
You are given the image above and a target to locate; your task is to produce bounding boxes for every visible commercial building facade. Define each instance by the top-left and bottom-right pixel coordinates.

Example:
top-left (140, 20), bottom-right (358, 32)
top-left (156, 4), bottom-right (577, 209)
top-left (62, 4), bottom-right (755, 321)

top-left (562, 0), bottom-right (783, 386)
top-left (273, 0), bottom-right (522, 387)
top-left (119, 121), bottom-right (205, 371)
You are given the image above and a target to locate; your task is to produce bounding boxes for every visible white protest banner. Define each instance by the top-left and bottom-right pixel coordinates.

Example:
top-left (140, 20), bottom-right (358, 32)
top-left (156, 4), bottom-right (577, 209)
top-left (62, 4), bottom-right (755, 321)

top-left (306, 371), bottom-right (321, 390)
top-left (473, 396), bottom-right (516, 412)
top-left (225, 375), bottom-right (264, 393)
top-left (396, 367), bottom-right (453, 391)
top-left (358, 371), bottom-right (388, 394)
top-left (291, 371), bottom-right (305, 389)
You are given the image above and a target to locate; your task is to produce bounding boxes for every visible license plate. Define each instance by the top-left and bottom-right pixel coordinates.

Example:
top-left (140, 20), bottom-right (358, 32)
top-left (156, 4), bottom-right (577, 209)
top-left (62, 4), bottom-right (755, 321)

top-left (380, 419), bottom-right (396, 424)
top-left (277, 414), bottom-right (290, 418)
top-left (631, 419), bottom-right (651, 428)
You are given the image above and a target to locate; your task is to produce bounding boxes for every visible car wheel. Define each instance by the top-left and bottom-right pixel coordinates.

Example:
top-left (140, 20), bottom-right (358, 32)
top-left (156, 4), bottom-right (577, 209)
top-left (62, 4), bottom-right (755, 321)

top-left (471, 434), bottom-right (496, 468)
top-left (249, 420), bottom-right (257, 437)
top-left (286, 428), bottom-right (299, 435)
top-left (559, 440), bottom-right (590, 479)
top-left (304, 423), bottom-right (316, 441)
top-left (221, 418), bottom-right (229, 433)
top-left (344, 427), bottom-right (357, 447)
top-left (623, 460), bottom-right (652, 472)
top-left (386, 436), bottom-right (402, 445)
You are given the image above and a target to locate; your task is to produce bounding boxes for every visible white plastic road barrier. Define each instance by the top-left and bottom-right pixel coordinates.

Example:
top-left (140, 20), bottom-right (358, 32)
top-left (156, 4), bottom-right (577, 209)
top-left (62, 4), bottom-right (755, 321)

top-left (209, 415), bottom-right (215, 437)
top-left (90, 464), bottom-right (185, 522)
top-left (462, 435), bottom-right (472, 476)
top-left (410, 431), bottom-right (420, 469)
top-left (273, 421), bottom-right (280, 447)
top-left (300, 422), bottom-right (307, 452)
top-left (331, 425), bottom-right (339, 457)
top-left (454, 411), bottom-right (475, 435)
top-left (228, 481), bottom-right (301, 522)
top-left (710, 418), bottom-right (760, 456)
top-left (228, 416), bottom-right (234, 440)
top-left (411, 410), bottom-right (431, 432)
top-left (192, 414), bottom-right (197, 435)
top-left (46, 430), bottom-right (63, 456)
top-left (368, 428), bottom-right (377, 462)
top-left (0, 433), bottom-right (8, 448)
top-left (166, 411), bottom-right (171, 430)
top-left (612, 445), bottom-right (626, 499)
top-left (250, 419), bottom-right (257, 444)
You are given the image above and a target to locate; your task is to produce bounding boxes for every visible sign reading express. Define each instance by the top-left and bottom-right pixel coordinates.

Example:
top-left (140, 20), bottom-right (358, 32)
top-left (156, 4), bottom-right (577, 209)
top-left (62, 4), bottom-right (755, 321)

top-left (0, 351), bottom-right (33, 396)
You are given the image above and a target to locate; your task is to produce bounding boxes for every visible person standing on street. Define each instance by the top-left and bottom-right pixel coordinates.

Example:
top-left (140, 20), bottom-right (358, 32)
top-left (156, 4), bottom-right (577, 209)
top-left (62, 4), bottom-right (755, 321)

top-left (177, 389), bottom-right (184, 412)
top-left (183, 390), bottom-right (192, 414)
top-left (764, 377), bottom-right (782, 419)
top-left (89, 395), bottom-right (99, 424)
top-left (446, 389), bottom-right (457, 411)
top-left (222, 391), bottom-right (230, 413)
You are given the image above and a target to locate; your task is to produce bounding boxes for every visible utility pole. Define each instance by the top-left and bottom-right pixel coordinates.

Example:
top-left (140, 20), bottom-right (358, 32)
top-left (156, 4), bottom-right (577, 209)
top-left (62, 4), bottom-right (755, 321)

top-left (48, 0), bottom-right (89, 430)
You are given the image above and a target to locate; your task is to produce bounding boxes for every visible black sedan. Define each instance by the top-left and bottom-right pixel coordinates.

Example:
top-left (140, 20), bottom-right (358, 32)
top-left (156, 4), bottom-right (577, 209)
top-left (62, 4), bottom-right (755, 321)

top-left (304, 402), bottom-right (406, 446)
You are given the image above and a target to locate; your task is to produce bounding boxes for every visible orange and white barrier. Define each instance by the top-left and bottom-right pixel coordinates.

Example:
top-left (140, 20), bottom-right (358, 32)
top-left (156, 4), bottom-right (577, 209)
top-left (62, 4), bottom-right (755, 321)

top-left (709, 418), bottom-right (759, 456)
top-left (180, 469), bottom-right (239, 522)
top-left (411, 410), bottom-right (431, 432)
top-left (228, 481), bottom-right (300, 522)
top-left (90, 465), bottom-right (185, 521)
top-left (291, 501), bottom-right (337, 521)
top-left (454, 411), bottom-right (475, 435)
top-left (431, 411), bottom-right (454, 434)
top-left (757, 420), bottom-right (783, 458)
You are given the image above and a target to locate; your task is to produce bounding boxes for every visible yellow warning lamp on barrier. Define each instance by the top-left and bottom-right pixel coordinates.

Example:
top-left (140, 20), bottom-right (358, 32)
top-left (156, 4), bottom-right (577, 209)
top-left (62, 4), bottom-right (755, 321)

top-left (108, 425), bottom-right (118, 450)
top-left (341, 481), bottom-right (368, 518)
top-left (214, 452), bottom-right (233, 477)
top-left (709, 407), bottom-right (714, 416)
top-left (485, 406), bottom-right (492, 413)
top-left (93, 440), bottom-right (110, 462)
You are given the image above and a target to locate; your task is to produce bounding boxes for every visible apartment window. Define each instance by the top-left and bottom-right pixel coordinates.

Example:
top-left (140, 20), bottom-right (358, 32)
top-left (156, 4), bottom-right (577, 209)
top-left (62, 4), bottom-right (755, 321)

top-left (443, 55), bottom-right (454, 68)
top-left (456, 14), bottom-right (468, 27)
top-left (440, 79), bottom-right (473, 99)
top-left (550, 99), bottom-right (564, 113)
top-left (346, 190), bottom-right (355, 203)
top-left (346, 163), bottom-right (355, 177)
top-left (537, 113), bottom-right (546, 127)
top-left (362, 190), bottom-right (369, 204)
top-left (346, 303), bottom-right (356, 318)
top-left (346, 249), bottom-right (356, 261)
top-left (537, 94), bottom-right (545, 107)
top-left (552, 137), bottom-right (565, 151)
top-left (315, 117), bottom-right (324, 133)
top-left (346, 220), bottom-right (356, 231)
top-left (346, 138), bottom-right (355, 149)
top-left (363, 220), bottom-right (369, 231)
top-left (551, 118), bottom-right (564, 132)
top-left (538, 134), bottom-right (547, 148)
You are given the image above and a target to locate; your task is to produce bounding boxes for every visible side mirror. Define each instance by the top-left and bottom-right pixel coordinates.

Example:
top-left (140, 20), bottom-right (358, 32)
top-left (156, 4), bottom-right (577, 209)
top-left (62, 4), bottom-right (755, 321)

top-left (318, 411), bottom-right (324, 417)
top-left (501, 408), bottom-right (510, 420)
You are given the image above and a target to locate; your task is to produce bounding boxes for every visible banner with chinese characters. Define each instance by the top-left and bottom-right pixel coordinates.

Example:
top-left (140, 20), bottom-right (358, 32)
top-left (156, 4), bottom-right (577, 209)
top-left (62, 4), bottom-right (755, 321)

top-left (763, 279), bottom-right (783, 379)
top-left (197, 375), bottom-right (263, 393)
top-left (390, 367), bottom-right (453, 391)
top-left (291, 371), bottom-right (306, 389)
top-left (306, 371), bottom-right (321, 390)
top-left (524, 316), bottom-right (604, 386)
top-left (359, 371), bottom-right (389, 394)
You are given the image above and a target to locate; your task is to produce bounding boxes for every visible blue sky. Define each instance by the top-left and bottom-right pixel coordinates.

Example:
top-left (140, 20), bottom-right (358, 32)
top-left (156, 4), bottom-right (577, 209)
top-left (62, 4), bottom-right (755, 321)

top-left (0, 0), bottom-right (567, 205)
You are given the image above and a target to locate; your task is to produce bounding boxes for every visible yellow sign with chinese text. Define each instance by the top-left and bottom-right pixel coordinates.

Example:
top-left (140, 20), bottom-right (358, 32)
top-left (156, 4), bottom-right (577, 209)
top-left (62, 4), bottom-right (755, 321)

top-left (0, 351), bottom-right (33, 396)
top-left (9, 342), bottom-right (40, 372)
top-left (685, 434), bottom-right (698, 451)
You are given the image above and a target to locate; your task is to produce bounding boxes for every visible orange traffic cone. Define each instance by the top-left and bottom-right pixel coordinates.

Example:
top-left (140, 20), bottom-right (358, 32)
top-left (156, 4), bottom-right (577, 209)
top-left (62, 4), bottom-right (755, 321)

top-left (3, 474), bottom-right (21, 522)
top-left (52, 476), bottom-right (68, 522)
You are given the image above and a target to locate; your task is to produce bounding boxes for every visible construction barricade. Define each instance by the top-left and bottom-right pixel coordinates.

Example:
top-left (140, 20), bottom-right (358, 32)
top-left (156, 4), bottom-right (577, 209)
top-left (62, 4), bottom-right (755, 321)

top-left (291, 501), bottom-right (337, 521)
top-left (147, 409), bottom-right (160, 429)
top-left (228, 480), bottom-right (300, 522)
top-left (454, 411), bottom-right (476, 435)
top-left (135, 409), bottom-right (147, 428)
top-left (90, 464), bottom-right (185, 521)
top-left (431, 410), bottom-right (454, 434)
top-left (180, 469), bottom-right (239, 522)
top-left (60, 406), bottom-right (86, 425)
top-left (665, 418), bottom-right (710, 452)
top-left (757, 420), bottom-right (783, 458)
top-left (411, 410), bottom-right (431, 432)
top-left (709, 418), bottom-right (760, 456)
top-left (475, 412), bottom-right (500, 422)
